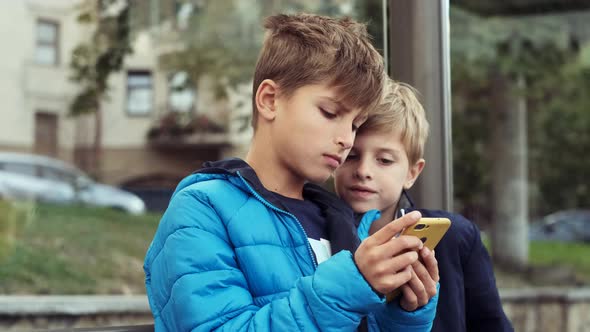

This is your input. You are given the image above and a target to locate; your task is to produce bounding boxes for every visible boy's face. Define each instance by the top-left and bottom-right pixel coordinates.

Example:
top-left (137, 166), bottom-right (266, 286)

top-left (334, 130), bottom-right (424, 219)
top-left (269, 83), bottom-right (367, 184)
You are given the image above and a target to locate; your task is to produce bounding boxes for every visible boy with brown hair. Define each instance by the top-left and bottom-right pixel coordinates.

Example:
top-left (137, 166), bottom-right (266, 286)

top-left (144, 14), bottom-right (438, 331)
top-left (334, 79), bottom-right (513, 331)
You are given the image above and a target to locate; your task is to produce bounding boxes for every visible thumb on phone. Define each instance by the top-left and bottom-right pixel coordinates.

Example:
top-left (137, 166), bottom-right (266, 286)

top-left (371, 210), bottom-right (422, 245)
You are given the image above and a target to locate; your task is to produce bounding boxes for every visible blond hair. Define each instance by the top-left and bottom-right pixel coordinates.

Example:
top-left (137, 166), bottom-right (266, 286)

top-left (359, 79), bottom-right (430, 164)
top-left (251, 13), bottom-right (385, 129)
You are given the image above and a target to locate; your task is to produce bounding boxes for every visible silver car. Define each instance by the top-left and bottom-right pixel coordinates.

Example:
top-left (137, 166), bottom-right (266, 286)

top-left (0, 152), bottom-right (145, 214)
top-left (529, 209), bottom-right (590, 243)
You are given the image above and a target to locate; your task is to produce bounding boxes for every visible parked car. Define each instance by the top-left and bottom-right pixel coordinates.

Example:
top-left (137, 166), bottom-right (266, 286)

top-left (0, 152), bottom-right (145, 214)
top-left (529, 209), bottom-right (590, 243)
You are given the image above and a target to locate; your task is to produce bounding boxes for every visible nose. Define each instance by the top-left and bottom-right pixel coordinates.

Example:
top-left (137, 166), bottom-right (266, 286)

top-left (336, 128), bottom-right (355, 150)
top-left (354, 159), bottom-right (372, 180)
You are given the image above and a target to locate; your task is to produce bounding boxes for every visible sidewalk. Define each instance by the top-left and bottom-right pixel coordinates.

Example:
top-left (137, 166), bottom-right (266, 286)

top-left (1, 290), bottom-right (590, 331)
top-left (0, 296), bottom-right (152, 331)
top-left (0, 295), bottom-right (150, 315)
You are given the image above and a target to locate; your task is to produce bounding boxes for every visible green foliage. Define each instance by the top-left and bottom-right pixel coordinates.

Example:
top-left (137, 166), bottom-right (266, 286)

top-left (484, 238), bottom-right (590, 286)
top-left (69, 88), bottom-right (100, 115)
top-left (450, 6), bottom-right (590, 221)
top-left (529, 241), bottom-right (590, 280)
top-left (0, 203), bottom-right (160, 294)
top-left (0, 200), bottom-right (17, 261)
top-left (159, 42), bottom-right (258, 99)
top-left (451, 63), bottom-right (493, 221)
top-left (528, 67), bottom-right (590, 212)
top-left (69, 0), bottom-right (133, 116)
top-left (158, 0), bottom-right (384, 99)
top-left (157, 1), bottom-right (261, 99)
top-left (354, 0), bottom-right (385, 55)
top-left (0, 200), bottom-right (36, 262)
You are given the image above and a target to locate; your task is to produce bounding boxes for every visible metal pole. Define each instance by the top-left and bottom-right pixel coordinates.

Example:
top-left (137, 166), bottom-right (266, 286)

top-left (388, 0), bottom-right (453, 211)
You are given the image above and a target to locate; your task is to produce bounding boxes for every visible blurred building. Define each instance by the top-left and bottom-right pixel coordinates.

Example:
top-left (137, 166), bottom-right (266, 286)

top-left (0, 0), bottom-right (243, 194)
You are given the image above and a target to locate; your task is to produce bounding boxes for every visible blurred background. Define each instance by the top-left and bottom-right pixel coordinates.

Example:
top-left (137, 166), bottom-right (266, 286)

top-left (0, 0), bottom-right (588, 331)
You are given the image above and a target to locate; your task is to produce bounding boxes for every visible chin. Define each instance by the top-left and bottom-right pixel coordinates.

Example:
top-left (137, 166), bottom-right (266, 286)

top-left (306, 171), bottom-right (331, 184)
top-left (308, 175), bottom-right (330, 184)
top-left (349, 201), bottom-right (374, 214)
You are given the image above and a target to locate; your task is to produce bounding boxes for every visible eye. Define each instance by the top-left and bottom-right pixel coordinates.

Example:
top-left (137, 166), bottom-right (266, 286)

top-left (320, 107), bottom-right (337, 119)
top-left (378, 158), bottom-right (394, 165)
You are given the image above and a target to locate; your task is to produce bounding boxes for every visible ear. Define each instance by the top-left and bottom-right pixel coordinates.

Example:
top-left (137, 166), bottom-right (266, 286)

top-left (404, 158), bottom-right (425, 189)
top-left (255, 79), bottom-right (279, 122)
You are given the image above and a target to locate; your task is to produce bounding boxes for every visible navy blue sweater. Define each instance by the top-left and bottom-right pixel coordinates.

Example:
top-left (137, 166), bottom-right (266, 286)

top-left (391, 191), bottom-right (513, 332)
top-left (416, 208), bottom-right (513, 331)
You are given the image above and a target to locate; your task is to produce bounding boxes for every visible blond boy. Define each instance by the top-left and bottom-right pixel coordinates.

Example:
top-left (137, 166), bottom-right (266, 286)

top-left (335, 79), bottom-right (513, 332)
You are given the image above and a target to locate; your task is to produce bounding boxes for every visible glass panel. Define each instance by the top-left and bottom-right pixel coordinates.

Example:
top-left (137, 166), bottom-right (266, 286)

top-left (34, 45), bottom-right (56, 65)
top-left (40, 166), bottom-right (76, 184)
top-left (127, 74), bottom-right (152, 86)
top-left (37, 21), bottom-right (57, 43)
top-left (167, 71), bottom-right (194, 114)
top-left (450, 1), bottom-right (590, 283)
top-left (2, 162), bottom-right (37, 177)
top-left (127, 88), bottom-right (153, 115)
top-left (127, 72), bottom-right (153, 115)
top-left (39, 166), bottom-right (63, 181)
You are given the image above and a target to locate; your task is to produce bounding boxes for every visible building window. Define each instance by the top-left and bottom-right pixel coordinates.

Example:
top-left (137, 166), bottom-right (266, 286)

top-left (168, 71), bottom-right (195, 113)
top-left (126, 71), bottom-right (153, 116)
top-left (35, 19), bottom-right (59, 65)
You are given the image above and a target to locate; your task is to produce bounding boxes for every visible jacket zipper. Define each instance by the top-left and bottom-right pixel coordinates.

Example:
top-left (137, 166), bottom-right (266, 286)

top-left (237, 171), bottom-right (318, 268)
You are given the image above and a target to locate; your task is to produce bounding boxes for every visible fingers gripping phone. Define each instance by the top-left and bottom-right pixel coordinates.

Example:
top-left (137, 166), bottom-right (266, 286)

top-left (401, 217), bottom-right (451, 250)
top-left (385, 217), bottom-right (451, 302)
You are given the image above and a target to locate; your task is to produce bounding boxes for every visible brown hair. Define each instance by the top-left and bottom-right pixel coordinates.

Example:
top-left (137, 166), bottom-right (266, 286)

top-left (359, 79), bottom-right (430, 164)
top-left (251, 13), bottom-right (385, 129)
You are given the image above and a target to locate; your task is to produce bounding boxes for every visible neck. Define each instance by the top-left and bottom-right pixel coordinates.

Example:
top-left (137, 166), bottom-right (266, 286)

top-left (245, 137), bottom-right (305, 200)
top-left (368, 206), bottom-right (397, 236)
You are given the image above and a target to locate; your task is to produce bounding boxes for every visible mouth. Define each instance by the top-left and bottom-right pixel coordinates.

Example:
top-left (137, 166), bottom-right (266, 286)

top-left (347, 185), bottom-right (377, 198)
top-left (323, 154), bottom-right (342, 168)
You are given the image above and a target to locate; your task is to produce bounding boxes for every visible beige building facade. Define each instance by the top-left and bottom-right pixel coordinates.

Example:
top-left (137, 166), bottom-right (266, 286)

top-left (0, 0), bottom-right (245, 187)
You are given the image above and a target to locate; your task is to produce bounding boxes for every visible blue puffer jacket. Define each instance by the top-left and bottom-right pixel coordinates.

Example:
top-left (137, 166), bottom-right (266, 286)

top-left (144, 159), bottom-right (437, 331)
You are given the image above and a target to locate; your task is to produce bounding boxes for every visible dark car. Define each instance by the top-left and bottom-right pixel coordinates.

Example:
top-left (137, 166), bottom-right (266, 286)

top-left (529, 209), bottom-right (590, 242)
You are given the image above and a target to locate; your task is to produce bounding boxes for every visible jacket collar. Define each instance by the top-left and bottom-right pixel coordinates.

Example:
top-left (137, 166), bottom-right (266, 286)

top-left (198, 157), bottom-right (292, 211)
top-left (196, 158), bottom-right (360, 253)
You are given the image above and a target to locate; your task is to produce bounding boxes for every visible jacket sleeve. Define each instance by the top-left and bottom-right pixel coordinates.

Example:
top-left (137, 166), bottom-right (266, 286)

top-left (368, 284), bottom-right (439, 332)
top-left (463, 222), bottom-right (514, 332)
top-left (145, 188), bottom-right (385, 332)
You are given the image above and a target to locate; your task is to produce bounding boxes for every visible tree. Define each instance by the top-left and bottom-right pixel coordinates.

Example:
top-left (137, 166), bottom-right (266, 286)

top-left (527, 42), bottom-right (590, 214)
top-left (69, 0), bottom-right (133, 177)
top-left (155, 0), bottom-right (380, 134)
top-left (451, 6), bottom-right (590, 269)
top-left (157, 1), bottom-right (260, 98)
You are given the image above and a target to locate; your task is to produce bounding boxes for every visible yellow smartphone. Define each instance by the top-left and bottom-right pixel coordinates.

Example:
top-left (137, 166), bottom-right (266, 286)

top-left (385, 217), bottom-right (451, 302)
top-left (400, 217), bottom-right (451, 250)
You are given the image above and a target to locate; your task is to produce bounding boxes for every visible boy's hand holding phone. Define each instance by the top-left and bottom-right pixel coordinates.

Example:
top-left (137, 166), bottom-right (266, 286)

top-left (399, 247), bottom-right (439, 311)
top-left (354, 211), bottom-right (425, 296)
top-left (394, 216), bottom-right (449, 309)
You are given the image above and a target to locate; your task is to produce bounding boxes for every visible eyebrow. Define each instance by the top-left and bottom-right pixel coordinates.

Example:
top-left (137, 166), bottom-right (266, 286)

top-left (352, 146), bottom-right (402, 157)
top-left (318, 96), bottom-right (351, 113)
top-left (376, 147), bottom-right (402, 157)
